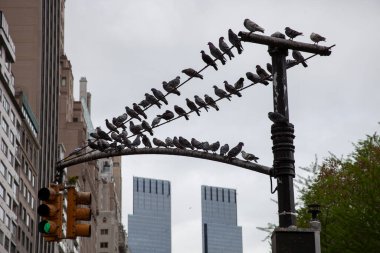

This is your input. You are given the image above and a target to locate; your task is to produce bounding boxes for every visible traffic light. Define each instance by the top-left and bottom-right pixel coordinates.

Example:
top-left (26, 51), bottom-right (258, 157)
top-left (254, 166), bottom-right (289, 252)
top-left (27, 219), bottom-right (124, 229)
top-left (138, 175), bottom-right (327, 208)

top-left (66, 186), bottom-right (92, 238)
top-left (37, 184), bottom-right (63, 241)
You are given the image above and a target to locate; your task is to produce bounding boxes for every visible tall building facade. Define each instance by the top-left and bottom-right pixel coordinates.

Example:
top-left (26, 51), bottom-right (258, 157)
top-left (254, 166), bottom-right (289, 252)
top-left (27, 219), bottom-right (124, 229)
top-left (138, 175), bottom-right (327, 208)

top-left (201, 185), bottom-right (243, 253)
top-left (128, 177), bottom-right (171, 253)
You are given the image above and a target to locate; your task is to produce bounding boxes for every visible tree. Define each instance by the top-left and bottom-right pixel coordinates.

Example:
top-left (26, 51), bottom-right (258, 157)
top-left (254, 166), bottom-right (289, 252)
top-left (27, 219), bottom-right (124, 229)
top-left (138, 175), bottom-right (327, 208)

top-left (297, 133), bottom-right (380, 252)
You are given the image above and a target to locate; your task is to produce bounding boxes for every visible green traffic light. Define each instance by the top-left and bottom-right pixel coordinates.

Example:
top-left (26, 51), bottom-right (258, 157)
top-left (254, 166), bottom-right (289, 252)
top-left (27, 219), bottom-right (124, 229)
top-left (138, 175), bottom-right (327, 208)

top-left (38, 220), bottom-right (54, 234)
top-left (44, 222), bottom-right (51, 233)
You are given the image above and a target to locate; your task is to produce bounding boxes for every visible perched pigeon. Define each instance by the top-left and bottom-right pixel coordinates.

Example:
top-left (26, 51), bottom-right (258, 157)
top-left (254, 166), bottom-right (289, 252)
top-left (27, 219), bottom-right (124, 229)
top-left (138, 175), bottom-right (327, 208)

top-left (182, 68), bottom-right (203, 79)
top-left (129, 121), bottom-right (143, 135)
top-left (201, 50), bottom-right (218, 71)
top-left (256, 65), bottom-right (273, 81)
top-left (141, 134), bottom-right (152, 148)
top-left (96, 127), bottom-right (112, 141)
top-left (186, 98), bottom-right (201, 116)
top-left (266, 63), bottom-right (273, 74)
top-left (310, 32), bottom-right (326, 44)
top-left (227, 142), bottom-right (244, 159)
top-left (220, 144), bottom-right (229, 156)
top-left (111, 132), bottom-right (123, 143)
top-left (268, 112), bottom-right (288, 123)
top-left (138, 99), bottom-right (150, 108)
top-left (90, 132), bottom-right (100, 139)
top-left (125, 106), bottom-right (142, 122)
top-left (219, 37), bottom-right (234, 60)
top-left (234, 77), bottom-right (244, 89)
top-left (142, 120), bottom-right (154, 136)
top-left (106, 119), bottom-right (119, 133)
top-left (179, 136), bottom-right (194, 150)
top-left (208, 42), bottom-right (226, 65)
top-left (98, 139), bottom-right (110, 152)
top-left (151, 117), bottom-right (161, 127)
top-left (224, 81), bottom-right (242, 97)
top-left (244, 19), bottom-right (265, 33)
top-left (228, 29), bottom-right (243, 54)
top-left (116, 113), bottom-right (128, 124)
top-left (133, 103), bottom-right (148, 119)
top-left (116, 144), bottom-right (125, 152)
top-left (194, 95), bottom-right (209, 112)
top-left (173, 137), bottom-right (185, 149)
top-left (109, 141), bottom-right (118, 150)
top-left (151, 88), bottom-right (168, 105)
top-left (113, 114), bottom-right (127, 129)
top-left (163, 81), bottom-right (181, 96)
top-left (153, 138), bottom-right (168, 148)
top-left (168, 76), bottom-right (181, 88)
top-left (246, 72), bottom-right (269, 85)
top-left (145, 93), bottom-right (162, 109)
top-left (210, 141), bottom-right (220, 153)
top-left (120, 130), bottom-right (128, 140)
top-left (200, 141), bottom-right (210, 152)
top-left (286, 59), bottom-right (298, 69)
top-left (131, 135), bottom-right (141, 148)
top-left (241, 150), bottom-right (259, 163)
top-left (204, 94), bottom-right (219, 111)
top-left (191, 138), bottom-right (203, 150)
top-left (174, 105), bottom-right (189, 120)
top-left (123, 137), bottom-right (133, 149)
top-left (213, 85), bottom-right (231, 101)
top-left (285, 27), bottom-right (303, 40)
top-left (165, 137), bottom-right (175, 147)
top-left (292, 50), bottom-right (308, 67)
top-left (157, 110), bottom-right (175, 121)
top-left (87, 139), bottom-right (99, 150)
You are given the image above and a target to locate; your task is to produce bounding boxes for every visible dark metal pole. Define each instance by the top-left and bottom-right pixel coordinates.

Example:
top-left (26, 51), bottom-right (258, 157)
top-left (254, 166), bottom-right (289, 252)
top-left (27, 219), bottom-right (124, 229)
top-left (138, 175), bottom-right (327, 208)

top-left (268, 35), bottom-right (296, 228)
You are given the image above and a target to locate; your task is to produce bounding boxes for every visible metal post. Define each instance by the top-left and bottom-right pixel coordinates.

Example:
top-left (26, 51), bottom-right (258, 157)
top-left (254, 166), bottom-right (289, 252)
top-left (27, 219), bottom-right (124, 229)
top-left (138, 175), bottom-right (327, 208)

top-left (269, 41), bottom-right (296, 228)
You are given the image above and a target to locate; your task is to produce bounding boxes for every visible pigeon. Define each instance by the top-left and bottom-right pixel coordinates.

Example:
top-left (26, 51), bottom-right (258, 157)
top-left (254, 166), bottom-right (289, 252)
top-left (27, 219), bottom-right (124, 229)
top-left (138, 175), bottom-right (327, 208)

top-left (129, 121), bottom-right (143, 135)
top-left (125, 106), bottom-right (142, 122)
top-left (151, 117), bottom-right (161, 127)
top-left (174, 105), bottom-right (189, 120)
top-left (292, 50), bottom-right (308, 67)
top-left (182, 68), bottom-right (203, 79)
top-left (220, 144), bottom-right (229, 156)
top-left (145, 93), bottom-right (162, 109)
top-left (151, 88), bottom-right (168, 105)
top-left (271, 31), bottom-right (286, 39)
top-left (227, 142), bottom-right (244, 159)
top-left (219, 37), bottom-right (234, 60)
top-left (191, 138), bottom-right (203, 150)
top-left (120, 130), bottom-right (128, 140)
top-left (194, 95), bottom-right (209, 112)
top-left (268, 112), bottom-right (288, 123)
top-left (234, 77), bottom-right (244, 89)
top-left (106, 119), bottom-right (119, 133)
top-left (246, 72), bottom-right (269, 85)
top-left (98, 139), bottom-right (110, 152)
top-left (165, 137), bottom-right (175, 147)
top-left (113, 115), bottom-right (127, 129)
top-left (179, 136), bottom-right (194, 150)
top-left (285, 27), bottom-right (303, 40)
top-left (204, 94), bottom-right (219, 111)
top-left (109, 141), bottom-right (118, 150)
top-left (133, 103), bottom-right (148, 119)
top-left (90, 132), bottom-right (100, 139)
top-left (131, 135), bottom-right (141, 148)
top-left (310, 32), bottom-right (326, 44)
top-left (116, 144), bottom-right (125, 152)
top-left (241, 150), bottom-right (259, 163)
top-left (200, 142), bottom-right (210, 152)
top-left (111, 132), bottom-right (123, 143)
top-left (123, 137), bottom-right (133, 149)
top-left (142, 120), bottom-right (154, 136)
top-left (286, 59), bottom-right (298, 69)
top-left (157, 110), bottom-right (175, 121)
top-left (96, 127), bottom-right (112, 141)
top-left (256, 65), bottom-right (273, 81)
top-left (213, 85), bottom-right (231, 101)
top-left (208, 42), bottom-right (226, 65)
top-left (173, 137), bottom-right (185, 149)
top-left (138, 99), bottom-right (150, 108)
top-left (186, 98), bottom-right (201, 116)
top-left (244, 19), bottom-right (265, 33)
top-left (168, 76), bottom-right (181, 88)
top-left (210, 141), bottom-right (220, 153)
top-left (116, 113), bottom-right (128, 124)
top-left (201, 50), bottom-right (218, 71)
top-left (266, 63), bottom-right (273, 74)
top-left (141, 134), bottom-right (152, 148)
top-left (224, 81), bottom-right (242, 97)
top-left (87, 139), bottom-right (99, 150)
top-left (228, 29), bottom-right (243, 54)
top-left (163, 81), bottom-right (181, 96)
top-left (153, 138), bottom-right (168, 148)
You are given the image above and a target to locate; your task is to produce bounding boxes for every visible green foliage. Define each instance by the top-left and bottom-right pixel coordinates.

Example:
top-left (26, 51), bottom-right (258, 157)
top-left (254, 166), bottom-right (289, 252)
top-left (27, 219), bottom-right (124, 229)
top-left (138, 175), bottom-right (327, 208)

top-left (297, 134), bottom-right (380, 252)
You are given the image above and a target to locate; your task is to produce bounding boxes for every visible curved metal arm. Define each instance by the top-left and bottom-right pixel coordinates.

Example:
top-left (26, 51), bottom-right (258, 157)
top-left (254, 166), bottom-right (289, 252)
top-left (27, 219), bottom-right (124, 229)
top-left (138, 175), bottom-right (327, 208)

top-left (56, 148), bottom-right (273, 175)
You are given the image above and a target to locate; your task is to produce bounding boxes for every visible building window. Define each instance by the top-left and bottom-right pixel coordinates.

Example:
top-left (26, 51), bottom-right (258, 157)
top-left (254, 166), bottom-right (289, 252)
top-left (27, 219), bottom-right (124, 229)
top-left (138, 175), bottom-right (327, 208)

top-left (0, 206), bottom-right (4, 221)
top-left (61, 77), bottom-right (66, 86)
top-left (73, 117), bottom-right (78, 122)
top-left (0, 183), bottom-right (4, 199)
top-left (0, 88), bottom-right (2, 102)
top-left (6, 193), bottom-right (11, 207)
top-left (210, 187), bottom-right (213, 200)
top-left (2, 117), bottom-right (9, 135)
top-left (9, 131), bottom-right (14, 146)
top-left (10, 111), bottom-right (15, 125)
top-left (102, 217), bottom-right (107, 223)
top-left (1, 139), bottom-right (8, 157)
top-left (100, 229), bottom-right (108, 235)
top-left (100, 242), bottom-right (108, 248)
top-left (7, 172), bottom-right (12, 186)
top-left (2, 97), bottom-right (9, 114)
top-left (0, 160), bottom-right (6, 176)
top-left (0, 228), bottom-right (4, 245)
top-left (5, 215), bottom-right (10, 228)
top-left (4, 236), bottom-right (9, 252)
top-left (9, 152), bottom-right (14, 166)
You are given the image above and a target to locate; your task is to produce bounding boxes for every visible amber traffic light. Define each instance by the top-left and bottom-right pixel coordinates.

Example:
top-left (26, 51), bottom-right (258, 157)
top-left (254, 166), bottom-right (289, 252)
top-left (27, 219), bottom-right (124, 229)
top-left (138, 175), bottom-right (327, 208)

top-left (66, 186), bottom-right (92, 238)
top-left (37, 184), bottom-right (63, 241)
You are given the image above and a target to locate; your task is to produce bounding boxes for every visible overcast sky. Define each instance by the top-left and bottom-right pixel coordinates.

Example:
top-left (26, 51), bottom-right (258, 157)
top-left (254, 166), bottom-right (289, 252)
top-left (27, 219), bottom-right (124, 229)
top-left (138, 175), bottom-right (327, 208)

top-left (64, 0), bottom-right (380, 252)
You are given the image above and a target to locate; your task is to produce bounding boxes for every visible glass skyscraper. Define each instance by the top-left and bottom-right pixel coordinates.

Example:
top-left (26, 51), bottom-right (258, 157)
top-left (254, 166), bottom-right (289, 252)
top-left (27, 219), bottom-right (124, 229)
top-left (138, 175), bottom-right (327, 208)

top-left (201, 185), bottom-right (243, 253)
top-left (128, 177), bottom-right (171, 253)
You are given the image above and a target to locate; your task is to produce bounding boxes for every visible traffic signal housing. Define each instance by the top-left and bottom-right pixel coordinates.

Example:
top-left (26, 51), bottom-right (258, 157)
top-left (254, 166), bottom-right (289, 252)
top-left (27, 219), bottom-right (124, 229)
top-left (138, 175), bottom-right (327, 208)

top-left (66, 186), bottom-right (92, 238)
top-left (37, 184), bottom-right (63, 241)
